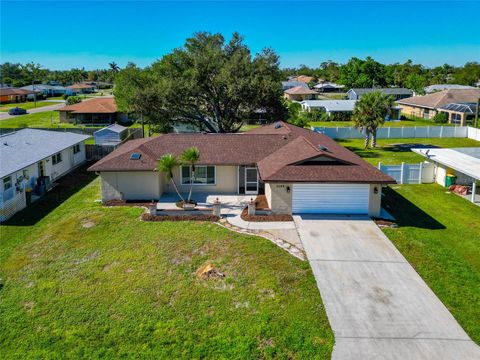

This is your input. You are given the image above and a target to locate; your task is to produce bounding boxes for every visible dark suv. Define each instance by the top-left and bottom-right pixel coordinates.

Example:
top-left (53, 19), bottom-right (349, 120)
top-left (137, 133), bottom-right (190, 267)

top-left (8, 107), bottom-right (27, 115)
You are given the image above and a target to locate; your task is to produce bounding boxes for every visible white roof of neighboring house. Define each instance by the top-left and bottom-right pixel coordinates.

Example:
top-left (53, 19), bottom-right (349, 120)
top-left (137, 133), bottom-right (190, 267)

top-left (301, 100), bottom-right (356, 112)
top-left (20, 84), bottom-right (68, 91)
top-left (424, 84), bottom-right (477, 93)
top-left (94, 123), bottom-right (127, 134)
top-left (0, 129), bottom-right (90, 178)
top-left (412, 147), bottom-right (480, 180)
top-left (313, 82), bottom-right (345, 90)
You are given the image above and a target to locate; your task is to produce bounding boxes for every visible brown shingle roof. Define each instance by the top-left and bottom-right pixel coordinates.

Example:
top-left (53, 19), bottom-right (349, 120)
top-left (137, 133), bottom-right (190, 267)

top-left (284, 86), bottom-right (317, 95)
top-left (397, 89), bottom-right (480, 109)
top-left (67, 83), bottom-right (95, 89)
top-left (0, 88), bottom-right (37, 96)
top-left (88, 121), bottom-right (394, 184)
top-left (57, 97), bottom-right (117, 114)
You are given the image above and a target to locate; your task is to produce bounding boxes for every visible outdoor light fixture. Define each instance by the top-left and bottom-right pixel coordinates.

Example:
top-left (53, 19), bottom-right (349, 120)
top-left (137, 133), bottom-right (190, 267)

top-left (286, 186), bottom-right (291, 193)
top-left (374, 187), bottom-right (379, 194)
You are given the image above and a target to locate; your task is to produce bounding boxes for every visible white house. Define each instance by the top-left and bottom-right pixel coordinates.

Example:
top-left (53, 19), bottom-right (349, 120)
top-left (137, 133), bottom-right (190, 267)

top-left (0, 129), bottom-right (90, 221)
top-left (301, 100), bottom-right (357, 114)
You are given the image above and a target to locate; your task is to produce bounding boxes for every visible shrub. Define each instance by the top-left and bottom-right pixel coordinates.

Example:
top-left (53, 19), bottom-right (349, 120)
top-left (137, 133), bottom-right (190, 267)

top-left (66, 96), bottom-right (82, 106)
top-left (433, 112), bottom-right (448, 124)
top-left (62, 94), bottom-right (70, 100)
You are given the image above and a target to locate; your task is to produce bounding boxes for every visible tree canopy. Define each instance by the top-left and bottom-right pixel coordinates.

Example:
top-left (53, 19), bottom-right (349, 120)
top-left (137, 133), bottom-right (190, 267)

top-left (114, 32), bottom-right (285, 133)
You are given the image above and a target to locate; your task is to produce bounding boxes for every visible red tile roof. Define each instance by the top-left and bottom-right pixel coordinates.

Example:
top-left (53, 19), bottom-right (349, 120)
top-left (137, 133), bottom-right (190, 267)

top-left (57, 97), bottom-right (117, 114)
top-left (0, 88), bottom-right (37, 96)
top-left (88, 121), bottom-right (395, 184)
top-left (284, 86), bottom-right (317, 95)
top-left (67, 83), bottom-right (95, 89)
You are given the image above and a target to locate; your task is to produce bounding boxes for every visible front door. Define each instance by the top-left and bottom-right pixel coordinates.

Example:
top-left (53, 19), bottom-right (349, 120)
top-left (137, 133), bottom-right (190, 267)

top-left (245, 167), bottom-right (258, 195)
top-left (38, 160), bottom-right (45, 177)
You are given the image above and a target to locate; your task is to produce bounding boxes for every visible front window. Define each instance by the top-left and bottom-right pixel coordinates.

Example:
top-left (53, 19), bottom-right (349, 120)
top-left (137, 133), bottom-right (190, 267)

top-left (181, 166), bottom-right (215, 185)
top-left (451, 113), bottom-right (461, 125)
top-left (73, 144), bottom-right (81, 154)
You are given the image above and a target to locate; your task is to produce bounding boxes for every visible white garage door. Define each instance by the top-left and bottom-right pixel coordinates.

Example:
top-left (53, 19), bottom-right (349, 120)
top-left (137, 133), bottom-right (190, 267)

top-left (292, 184), bottom-right (369, 214)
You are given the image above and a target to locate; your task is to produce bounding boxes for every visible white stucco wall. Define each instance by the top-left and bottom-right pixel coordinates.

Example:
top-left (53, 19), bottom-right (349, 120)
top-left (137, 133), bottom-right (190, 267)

top-left (165, 165), bottom-right (238, 194)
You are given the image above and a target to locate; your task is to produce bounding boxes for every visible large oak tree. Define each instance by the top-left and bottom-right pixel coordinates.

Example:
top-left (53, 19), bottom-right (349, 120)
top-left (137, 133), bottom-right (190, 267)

top-left (114, 32), bottom-right (285, 133)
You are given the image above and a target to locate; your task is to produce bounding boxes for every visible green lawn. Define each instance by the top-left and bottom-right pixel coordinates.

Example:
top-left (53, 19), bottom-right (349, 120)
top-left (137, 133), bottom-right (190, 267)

top-left (0, 168), bottom-right (333, 358)
top-left (382, 185), bottom-right (480, 344)
top-left (337, 137), bottom-right (480, 165)
top-left (0, 111), bottom-right (76, 128)
top-left (0, 101), bottom-right (62, 112)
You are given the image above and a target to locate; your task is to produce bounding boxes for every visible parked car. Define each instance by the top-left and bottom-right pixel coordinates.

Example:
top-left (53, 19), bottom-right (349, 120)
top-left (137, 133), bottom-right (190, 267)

top-left (8, 107), bottom-right (27, 115)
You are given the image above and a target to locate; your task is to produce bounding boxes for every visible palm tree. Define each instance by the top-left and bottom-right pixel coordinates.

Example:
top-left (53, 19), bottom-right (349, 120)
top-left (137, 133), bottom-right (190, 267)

top-left (109, 62), bottom-right (120, 73)
top-left (352, 91), bottom-right (395, 148)
top-left (181, 147), bottom-right (200, 202)
top-left (158, 154), bottom-right (184, 202)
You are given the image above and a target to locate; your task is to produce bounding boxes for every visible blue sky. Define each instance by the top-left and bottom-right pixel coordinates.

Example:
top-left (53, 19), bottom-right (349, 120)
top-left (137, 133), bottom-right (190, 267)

top-left (1, 1), bottom-right (479, 69)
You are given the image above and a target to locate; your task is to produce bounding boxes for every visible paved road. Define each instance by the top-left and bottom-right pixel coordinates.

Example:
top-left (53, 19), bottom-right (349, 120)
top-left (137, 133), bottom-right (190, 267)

top-left (0, 101), bottom-right (66, 121)
top-left (294, 214), bottom-right (480, 359)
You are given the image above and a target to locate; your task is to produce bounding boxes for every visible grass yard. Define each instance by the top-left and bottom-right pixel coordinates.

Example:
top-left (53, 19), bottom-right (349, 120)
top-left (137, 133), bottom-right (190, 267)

top-left (0, 167), bottom-right (333, 358)
top-left (382, 185), bottom-right (480, 344)
top-left (0, 111), bottom-right (75, 128)
top-left (337, 137), bottom-right (480, 165)
top-left (0, 101), bottom-right (62, 112)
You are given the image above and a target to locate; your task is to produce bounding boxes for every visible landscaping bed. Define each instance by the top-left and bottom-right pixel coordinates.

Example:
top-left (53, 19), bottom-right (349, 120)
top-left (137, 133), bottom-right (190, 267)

top-left (241, 208), bottom-right (293, 222)
top-left (142, 213), bottom-right (219, 222)
top-left (104, 199), bottom-right (153, 207)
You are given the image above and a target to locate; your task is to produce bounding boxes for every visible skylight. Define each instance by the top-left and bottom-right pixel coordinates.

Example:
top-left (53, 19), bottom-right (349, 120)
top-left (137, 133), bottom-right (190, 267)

top-left (130, 153), bottom-right (141, 160)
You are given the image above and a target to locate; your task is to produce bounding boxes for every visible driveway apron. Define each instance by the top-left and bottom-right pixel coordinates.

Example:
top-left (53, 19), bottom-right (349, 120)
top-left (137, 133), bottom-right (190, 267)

top-left (294, 214), bottom-right (480, 359)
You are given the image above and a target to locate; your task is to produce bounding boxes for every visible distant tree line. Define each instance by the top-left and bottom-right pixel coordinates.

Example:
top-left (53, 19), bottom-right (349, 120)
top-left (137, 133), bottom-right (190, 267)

top-left (282, 57), bottom-right (480, 94)
top-left (0, 62), bottom-right (120, 87)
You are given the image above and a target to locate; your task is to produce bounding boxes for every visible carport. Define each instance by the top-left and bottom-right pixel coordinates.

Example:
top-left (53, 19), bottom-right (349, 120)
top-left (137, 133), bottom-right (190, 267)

top-left (413, 147), bottom-right (480, 203)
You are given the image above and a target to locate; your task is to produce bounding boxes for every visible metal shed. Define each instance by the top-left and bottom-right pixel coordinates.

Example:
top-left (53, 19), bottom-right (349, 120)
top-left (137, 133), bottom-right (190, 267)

top-left (93, 124), bottom-right (128, 146)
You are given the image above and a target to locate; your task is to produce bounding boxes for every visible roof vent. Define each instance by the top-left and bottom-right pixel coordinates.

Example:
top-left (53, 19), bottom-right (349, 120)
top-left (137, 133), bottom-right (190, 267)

top-left (319, 145), bottom-right (329, 152)
top-left (274, 121), bottom-right (282, 129)
top-left (130, 153), bottom-right (141, 160)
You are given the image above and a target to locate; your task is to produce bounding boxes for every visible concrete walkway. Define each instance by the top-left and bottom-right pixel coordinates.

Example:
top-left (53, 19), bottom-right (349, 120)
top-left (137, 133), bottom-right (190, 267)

top-left (294, 214), bottom-right (480, 359)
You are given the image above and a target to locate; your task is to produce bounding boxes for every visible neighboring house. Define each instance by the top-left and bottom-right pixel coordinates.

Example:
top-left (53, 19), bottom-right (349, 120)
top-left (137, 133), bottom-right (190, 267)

top-left (88, 121), bottom-right (395, 216)
top-left (437, 102), bottom-right (478, 126)
top-left (397, 89), bottom-right (480, 121)
top-left (94, 124), bottom-right (128, 146)
top-left (0, 129), bottom-right (90, 221)
top-left (301, 100), bottom-right (356, 115)
top-left (288, 75), bottom-right (315, 84)
top-left (413, 147), bottom-right (480, 204)
top-left (67, 83), bottom-right (95, 94)
top-left (281, 81), bottom-right (309, 91)
top-left (424, 84), bottom-right (477, 94)
top-left (284, 86), bottom-right (318, 101)
top-left (0, 88), bottom-right (37, 103)
top-left (20, 84), bottom-right (73, 97)
top-left (313, 82), bottom-right (345, 93)
top-left (347, 88), bottom-right (413, 101)
top-left (57, 97), bottom-right (129, 125)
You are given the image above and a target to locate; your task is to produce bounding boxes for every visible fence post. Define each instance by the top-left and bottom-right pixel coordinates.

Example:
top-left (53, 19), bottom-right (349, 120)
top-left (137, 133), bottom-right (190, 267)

top-left (400, 162), bottom-right (405, 184)
top-left (418, 162), bottom-right (423, 184)
top-left (440, 126), bottom-right (443, 138)
top-left (378, 162), bottom-right (382, 170)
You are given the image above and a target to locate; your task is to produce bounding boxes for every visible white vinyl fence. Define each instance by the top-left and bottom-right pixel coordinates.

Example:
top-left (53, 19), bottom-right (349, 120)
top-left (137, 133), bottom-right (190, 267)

top-left (312, 126), bottom-right (475, 139)
top-left (378, 162), bottom-right (435, 184)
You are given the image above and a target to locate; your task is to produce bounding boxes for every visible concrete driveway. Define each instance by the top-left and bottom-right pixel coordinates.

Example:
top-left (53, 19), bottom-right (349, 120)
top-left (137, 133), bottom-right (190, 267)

top-left (294, 214), bottom-right (480, 359)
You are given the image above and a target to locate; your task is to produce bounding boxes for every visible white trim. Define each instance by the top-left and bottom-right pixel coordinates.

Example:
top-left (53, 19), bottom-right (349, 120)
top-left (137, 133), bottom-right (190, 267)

top-left (180, 165), bottom-right (216, 186)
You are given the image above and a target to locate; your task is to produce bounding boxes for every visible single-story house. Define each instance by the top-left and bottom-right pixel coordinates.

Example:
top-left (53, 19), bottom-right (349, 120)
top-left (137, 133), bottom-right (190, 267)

top-left (67, 83), bottom-right (95, 94)
top-left (412, 147), bottom-right (480, 204)
top-left (20, 84), bottom-right (73, 97)
top-left (347, 88), bottom-right (413, 101)
top-left (0, 88), bottom-right (38, 104)
top-left (88, 121), bottom-right (395, 216)
top-left (281, 81), bottom-right (309, 91)
top-left (57, 97), bottom-right (129, 125)
top-left (94, 124), bottom-right (128, 146)
top-left (397, 89), bottom-right (480, 121)
top-left (424, 84), bottom-right (477, 94)
top-left (437, 102), bottom-right (478, 126)
top-left (284, 86), bottom-right (318, 101)
top-left (287, 75), bottom-right (315, 84)
top-left (313, 82), bottom-right (345, 93)
top-left (0, 129), bottom-right (90, 221)
top-left (301, 100), bottom-right (356, 115)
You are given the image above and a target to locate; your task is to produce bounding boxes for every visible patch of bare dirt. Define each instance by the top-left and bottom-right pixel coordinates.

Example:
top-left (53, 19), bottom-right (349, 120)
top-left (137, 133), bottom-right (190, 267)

top-left (241, 208), bottom-right (293, 222)
top-left (104, 199), bottom-right (154, 207)
top-left (195, 261), bottom-right (225, 279)
top-left (142, 214), bottom-right (219, 222)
